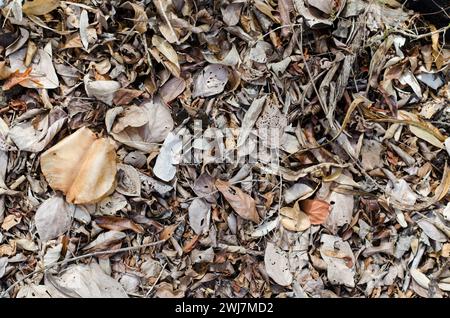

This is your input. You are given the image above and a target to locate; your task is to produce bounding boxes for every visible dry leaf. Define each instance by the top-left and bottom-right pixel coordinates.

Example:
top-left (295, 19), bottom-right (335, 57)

top-left (22, 0), bottom-right (59, 16)
top-left (95, 216), bottom-right (144, 234)
top-left (120, 2), bottom-right (148, 33)
top-left (192, 64), bottom-right (229, 98)
top-left (264, 242), bottom-right (292, 286)
top-left (35, 195), bottom-right (73, 241)
top-left (0, 61), bottom-right (12, 80)
top-left (215, 179), bottom-right (259, 223)
top-left (188, 198), bottom-right (211, 235)
top-left (300, 199), bottom-right (331, 225)
top-left (85, 79), bottom-right (121, 106)
top-left (160, 224), bottom-right (178, 241)
top-left (79, 10), bottom-right (89, 50)
top-left (159, 77), bottom-right (186, 103)
top-left (280, 200), bottom-right (311, 232)
top-left (116, 164), bottom-right (141, 197)
top-left (107, 98), bottom-right (174, 153)
top-left (320, 234), bottom-right (355, 288)
top-left (40, 127), bottom-right (117, 204)
top-left (44, 262), bottom-right (128, 298)
top-left (153, 132), bottom-right (181, 182)
top-left (8, 42), bottom-right (59, 89)
top-left (9, 108), bottom-right (67, 152)
top-left (82, 231), bottom-right (126, 252)
top-left (1, 214), bottom-right (20, 231)
top-left (323, 192), bottom-right (354, 234)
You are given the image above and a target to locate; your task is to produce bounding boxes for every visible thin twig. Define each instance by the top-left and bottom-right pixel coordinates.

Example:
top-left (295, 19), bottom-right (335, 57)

top-left (145, 263), bottom-right (167, 298)
top-left (0, 239), bottom-right (166, 298)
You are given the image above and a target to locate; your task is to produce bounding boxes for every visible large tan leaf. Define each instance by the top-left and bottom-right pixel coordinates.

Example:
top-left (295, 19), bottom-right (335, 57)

top-left (215, 179), bottom-right (259, 223)
top-left (41, 127), bottom-right (117, 204)
top-left (22, 0), bottom-right (60, 16)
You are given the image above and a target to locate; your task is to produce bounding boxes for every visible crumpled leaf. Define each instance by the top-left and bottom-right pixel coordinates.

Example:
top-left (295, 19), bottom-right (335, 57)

top-left (107, 98), bottom-right (174, 153)
top-left (97, 192), bottom-right (128, 216)
top-left (8, 42), bottom-right (59, 89)
top-left (264, 242), bottom-right (293, 286)
top-left (9, 108), bottom-right (67, 152)
top-left (152, 35), bottom-right (180, 77)
top-left (192, 64), bottom-right (229, 98)
top-left (120, 2), bottom-right (148, 34)
top-left (85, 78), bottom-right (121, 106)
top-left (35, 195), bottom-right (73, 241)
top-left (280, 200), bottom-right (311, 232)
top-left (45, 262), bottom-right (128, 298)
top-left (153, 131), bottom-right (182, 182)
top-left (116, 164), bottom-right (141, 197)
top-left (386, 179), bottom-right (417, 206)
top-left (215, 179), bottom-right (259, 223)
top-left (41, 127), bottom-right (117, 204)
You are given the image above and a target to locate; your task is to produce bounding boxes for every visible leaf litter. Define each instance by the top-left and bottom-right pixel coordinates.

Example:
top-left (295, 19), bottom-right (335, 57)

top-left (0, 0), bottom-right (449, 299)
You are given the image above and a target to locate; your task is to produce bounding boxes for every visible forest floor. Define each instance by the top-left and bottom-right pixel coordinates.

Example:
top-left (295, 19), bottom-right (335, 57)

top-left (0, 0), bottom-right (449, 298)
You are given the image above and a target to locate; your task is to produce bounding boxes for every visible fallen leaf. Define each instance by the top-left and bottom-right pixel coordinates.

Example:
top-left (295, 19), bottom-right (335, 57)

top-left (192, 64), bottom-right (229, 98)
top-left (215, 179), bottom-right (259, 223)
top-left (95, 216), bottom-right (144, 234)
top-left (16, 285), bottom-right (52, 298)
top-left (82, 231), bottom-right (126, 252)
top-left (264, 242), bottom-right (292, 286)
top-left (320, 234), bottom-right (355, 288)
top-left (40, 127), bottom-right (117, 204)
top-left (280, 201), bottom-right (311, 232)
top-left (45, 262), bottom-right (128, 298)
top-left (116, 164), bottom-right (141, 197)
top-left (120, 2), bottom-right (148, 34)
top-left (323, 192), bottom-right (354, 234)
top-left (22, 0), bottom-right (59, 16)
top-left (8, 42), bottom-right (59, 89)
top-left (85, 78), bottom-right (121, 106)
top-left (300, 199), bottom-right (331, 225)
top-left (160, 224), bottom-right (178, 241)
top-left (35, 195), bottom-right (73, 241)
top-left (159, 77), bottom-right (186, 103)
top-left (188, 198), bottom-right (211, 235)
top-left (1, 214), bottom-right (21, 231)
top-left (9, 108), bottom-right (67, 152)
top-left (79, 10), bottom-right (89, 50)
top-left (153, 132), bottom-right (181, 182)
top-left (107, 98), bottom-right (174, 152)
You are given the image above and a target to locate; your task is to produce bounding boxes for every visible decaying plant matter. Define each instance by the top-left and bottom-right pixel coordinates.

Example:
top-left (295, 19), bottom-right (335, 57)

top-left (0, 0), bottom-right (449, 298)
